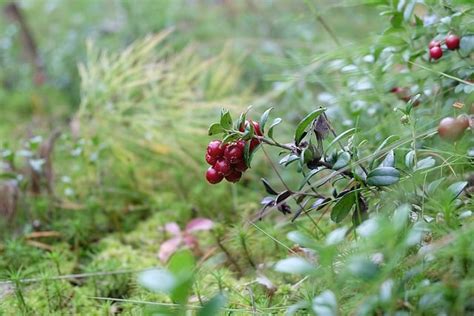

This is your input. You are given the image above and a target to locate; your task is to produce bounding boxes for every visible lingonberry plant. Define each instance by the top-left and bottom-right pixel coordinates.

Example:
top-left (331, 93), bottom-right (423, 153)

top-left (207, 107), bottom-right (408, 225)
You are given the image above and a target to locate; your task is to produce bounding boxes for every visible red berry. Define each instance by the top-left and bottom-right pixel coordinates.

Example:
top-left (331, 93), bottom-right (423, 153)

top-left (428, 40), bottom-right (441, 49)
top-left (224, 141), bottom-right (244, 164)
top-left (250, 121), bottom-right (263, 136)
top-left (437, 117), bottom-right (468, 142)
top-left (240, 120), bottom-right (263, 136)
top-left (205, 153), bottom-right (217, 165)
top-left (233, 160), bottom-right (248, 172)
top-left (206, 167), bottom-right (224, 184)
top-left (457, 115), bottom-right (470, 130)
top-left (214, 159), bottom-right (232, 176)
top-left (207, 140), bottom-right (224, 158)
top-left (429, 46), bottom-right (443, 60)
top-left (225, 170), bottom-right (242, 183)
top-left (390, 87), bottom-right (403, 94)
top-left (446, 34), bottom-right (460, 50)
top-left (250, 138), bottom-right (260, 151)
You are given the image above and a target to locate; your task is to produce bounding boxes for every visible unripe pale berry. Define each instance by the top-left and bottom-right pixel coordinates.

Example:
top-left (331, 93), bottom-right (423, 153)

top-left (438, 117), bottom-right (468, 142)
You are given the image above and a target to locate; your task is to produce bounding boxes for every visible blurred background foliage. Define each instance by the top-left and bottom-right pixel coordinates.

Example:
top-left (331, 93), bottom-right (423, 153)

top-left (0, 0), bottom-right (472, 314)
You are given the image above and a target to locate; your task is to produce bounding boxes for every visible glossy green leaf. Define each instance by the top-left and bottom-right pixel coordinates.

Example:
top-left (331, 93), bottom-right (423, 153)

top-left (220, 109), bottom-right (233, 129)
top-left (261, 178), bottom-right (278, 195)
top-left (380, 150), bottom-right (394, 168)
top-left (326, 128), bottom-right (356, 152)
top-left (294, 108), bottom-right (326, 145)
top-left (259, 108), bottom-right (273, 134)
top-left (275, 257), bottom-right (314, 274)
top-left (369, 135), bottom-right (400, 169)
top-left (366, 167), bottom-right (400, 187)
top-left (333, 151), bottom-right (351, 170)
top-left (331, 191), bottom-right (356, 223)
top-left (268, 118), bottom-right (282, 140)
top-left (198, 294), bottom-right (227, 316)
top-left (415, 157), bottom-right (435, 171)
top-left (208, 123), bottom-right (224, 136)
top-left (448, 181), bottom-right (467, 200)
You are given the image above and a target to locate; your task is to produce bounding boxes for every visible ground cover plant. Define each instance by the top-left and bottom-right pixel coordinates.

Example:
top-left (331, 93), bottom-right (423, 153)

top-left (0, 0), bottom-right (473, 315)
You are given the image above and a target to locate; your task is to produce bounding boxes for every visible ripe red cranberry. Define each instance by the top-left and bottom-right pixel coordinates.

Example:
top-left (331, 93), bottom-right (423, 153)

top-left (206, 167), bottom-right (224, 184)
top-left (214, 159), bottom-right (232, 176)
top-left (251, 121), bottom-right (263, 136)
top-left (446, 34), bottom-right (460, 50)
top-left (205, 153), bottom-right (217, 165)
top-left (224, 141), bottom-right (245, 163)
top-left (239, 120), bottom-right (263, 136)
top-left (429, 46), bottom-right (443, 60)
top-left (233, 160), bottom-right (248, 172)
top-left (250, 138), bottom-right (260, 151)
top-left (437, 117), bottom-right (468, 142)
top-left (225, 170), bottom-right (242, 183)
top-left (207, 140), bottom-right (224, 158)
top-left (428, 40), bottom-right (441, 49)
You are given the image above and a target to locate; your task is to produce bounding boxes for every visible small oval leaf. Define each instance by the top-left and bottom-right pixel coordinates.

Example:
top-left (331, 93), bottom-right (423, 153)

top-left (294, 108), bottom-right (326, 145)
top-left (367, 167), bottom-right (400, 187)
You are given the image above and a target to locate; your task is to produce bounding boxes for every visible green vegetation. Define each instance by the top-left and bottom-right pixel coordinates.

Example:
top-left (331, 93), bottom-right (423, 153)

top-left (0, 0), bottom-right (472, 315)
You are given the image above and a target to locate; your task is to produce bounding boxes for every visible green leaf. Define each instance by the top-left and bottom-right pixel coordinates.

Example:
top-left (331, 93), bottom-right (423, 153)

top-left (331, 191), bottom-right (356, 223)
top-left (222, 133), bottom-right (240, 144)
top-left (353, 165), bottom-right (367, 182)
top-left (294, 108), bottom-right (326, 145)
top-left (448, 181), bottom-right (468, 200)
top-left (243, 140), bottom-right (251, 168)
top-left (235, 112), bottom-right (246, 131)
top-left (326, 128), bottom-right (356, 152)
top-left (380, 150), bottom-right (394, 168)
top-left (405, 150), bottom-right (415, 169)
top-left (198, 294), bottom-right (227, 316)
top-left (168, 250), bottom-right (195, 304)
top-left (460, 35), bottom-right (474, 55)
top-left (138, 269), bottom-right (176, 294)
top-left (299, 168), bottom-right (324, 190)
top-left (275, 257), bottom-right (314, 274)
top-left (220, 109), bottom-right (233, 129)
top-left (287, 231), bottom-right (316, 248)
top-left (333, 151), bottom-right (351, 170)
top-left (369, 135), bottom-right (400, 169)
top-left (348, 257), bottom-right (379, 280)
top-left (280, 154), bottom-right (300, 166)
top-left (259, 108), bottom-right (273, 134)
top-left (366, 167), bottom-right (400, 187)
top-left (208, 123), bottom-right (224, 136)
top-left (403, 0), bottom-right (415, 21)
top-left (414, 157), bottom-right (435, 171)
top-left (276, 190), bottom-right (292, 205)
top-left (390, 12), bottom-right (403, 28)
top-left (268, 118), bottom-right (282, 140)
top-left (261, 178), bottom-right (278, 195)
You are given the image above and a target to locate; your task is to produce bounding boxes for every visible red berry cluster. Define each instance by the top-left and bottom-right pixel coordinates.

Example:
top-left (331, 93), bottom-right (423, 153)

top-left (205, 121), bottom-right (262, 184)
top-left (429, 34), bottom-right (461, 60)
